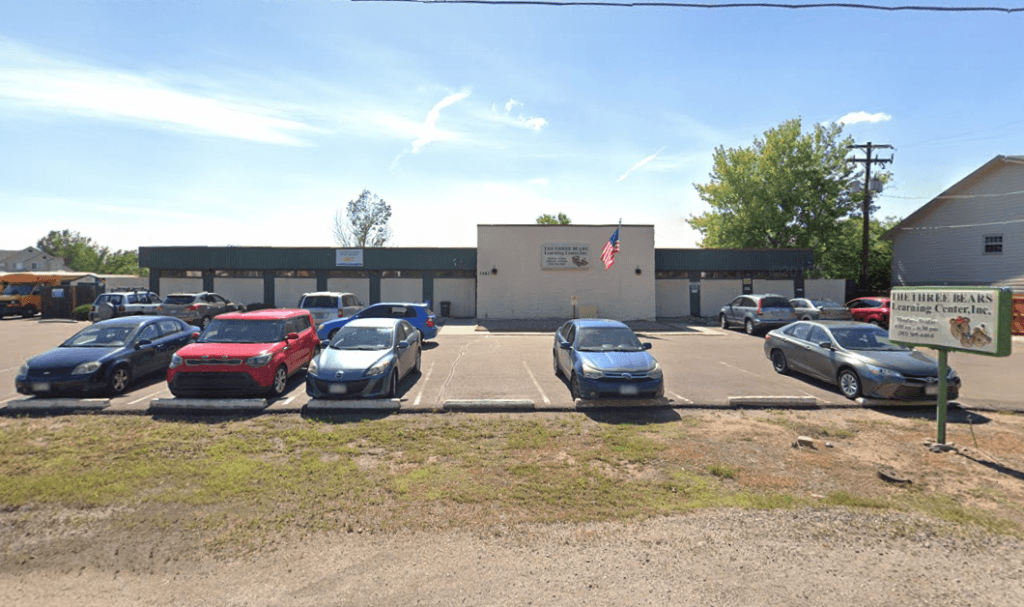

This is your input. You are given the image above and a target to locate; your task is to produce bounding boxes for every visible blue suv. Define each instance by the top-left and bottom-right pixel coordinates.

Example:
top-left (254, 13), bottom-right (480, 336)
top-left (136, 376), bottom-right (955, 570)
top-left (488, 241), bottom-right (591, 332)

top-left (317, 302), bottom-right (440, 341)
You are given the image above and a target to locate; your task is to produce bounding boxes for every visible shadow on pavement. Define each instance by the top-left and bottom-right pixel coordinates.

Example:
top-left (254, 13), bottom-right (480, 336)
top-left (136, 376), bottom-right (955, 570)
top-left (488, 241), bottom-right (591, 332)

top-left (868, 404), bottom-right (993, 426)
top-left (581, 407), bottom-right (682, 425)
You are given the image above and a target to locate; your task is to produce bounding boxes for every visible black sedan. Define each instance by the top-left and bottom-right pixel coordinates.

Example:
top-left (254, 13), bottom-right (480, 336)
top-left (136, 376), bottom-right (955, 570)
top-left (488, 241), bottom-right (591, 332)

top-left (16, 316), bottom-right (201, 397)
top-left (763, 320), bottom-right (960, 401)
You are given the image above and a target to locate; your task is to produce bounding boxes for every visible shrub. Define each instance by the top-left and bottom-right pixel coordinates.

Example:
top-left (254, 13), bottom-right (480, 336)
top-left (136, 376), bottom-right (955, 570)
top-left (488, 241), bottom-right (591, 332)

top-left (72, 304), bottom-right (91, 321)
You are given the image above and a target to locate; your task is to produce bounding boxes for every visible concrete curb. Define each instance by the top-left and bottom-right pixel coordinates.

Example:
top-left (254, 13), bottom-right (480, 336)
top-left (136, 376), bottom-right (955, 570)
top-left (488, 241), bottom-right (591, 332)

top-left (149, 398), bottom-right (269, 411)
top-left (304, 398), bottom-right (401, 411)
top-left (3, 397), bottom-right (110, 411)
top-left (728, 396), bottom-right (820, 408)
top-left (444, 399), bottom-right (535, 412)
top-left (574, 397), bottom-right (674, 409)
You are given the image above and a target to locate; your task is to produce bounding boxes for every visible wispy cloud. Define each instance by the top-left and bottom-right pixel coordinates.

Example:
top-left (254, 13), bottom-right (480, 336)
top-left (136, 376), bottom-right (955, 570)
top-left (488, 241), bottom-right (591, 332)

top-left (838, 111), bottom-right (892, 125)
top-left (617, 146), bottom-right (665, 182)
top-left (492, 98), bottom-right (548, 131)
top-left (410, 89), bottom-right (472, 153)
top-left (0, 40), bottom-right (321, 145)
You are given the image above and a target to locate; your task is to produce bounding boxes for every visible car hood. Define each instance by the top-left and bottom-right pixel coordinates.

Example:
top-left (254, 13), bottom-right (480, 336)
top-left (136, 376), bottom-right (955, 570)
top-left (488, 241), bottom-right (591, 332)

top-left (578, 350), bottom-right (657, 373)
top-left (851, 350), bottom-right (940, 375)
top-left (28, 346), bottom-right (121, 369)
top-left (177, 342), bottom-right (281, 358)
top-left (316, 348), bottom-right (390, 372)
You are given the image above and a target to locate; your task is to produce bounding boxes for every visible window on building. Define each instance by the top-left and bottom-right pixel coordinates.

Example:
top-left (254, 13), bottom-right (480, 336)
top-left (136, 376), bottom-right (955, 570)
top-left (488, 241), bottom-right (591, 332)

top-left (984, 234), bottom-right (1003, 254)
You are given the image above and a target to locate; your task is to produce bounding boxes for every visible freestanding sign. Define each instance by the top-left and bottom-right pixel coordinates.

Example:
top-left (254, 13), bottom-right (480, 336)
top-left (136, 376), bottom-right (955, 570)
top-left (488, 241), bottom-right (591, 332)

top-left (889, 287), bottom-right (1013, 444)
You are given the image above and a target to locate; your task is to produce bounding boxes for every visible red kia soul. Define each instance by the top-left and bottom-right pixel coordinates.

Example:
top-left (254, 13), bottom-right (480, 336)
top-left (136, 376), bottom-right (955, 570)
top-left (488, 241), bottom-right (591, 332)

top-left (168, 309), bottom-right (319, 397)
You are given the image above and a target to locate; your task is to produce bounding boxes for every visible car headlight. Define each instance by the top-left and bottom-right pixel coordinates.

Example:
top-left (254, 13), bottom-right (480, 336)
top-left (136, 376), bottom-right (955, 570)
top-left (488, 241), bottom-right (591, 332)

top-left (367, 356), bottom-right (391, 376)
top-left (864, 364), bottom-right (903, 380)
top-left (307, 357), bottom-right (319, 376)
top-left (947, 368), bottom-right (959, 381)
top-left (170, 354), bottom-right (182, 369)
top-left (648, 362), bottom-right (663, 380)
top-left (581, 363), bottom-right (604, 379)
top-left (246, 352), bottom-right (273, 367)
top-left (18, 361), bottom-right (29, 376)
top-left (72, 361), bottom-right (103, 375)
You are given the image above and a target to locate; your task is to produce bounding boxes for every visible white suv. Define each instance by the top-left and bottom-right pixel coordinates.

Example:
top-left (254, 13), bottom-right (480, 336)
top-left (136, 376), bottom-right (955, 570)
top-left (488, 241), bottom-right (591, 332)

top-left (298, 292), bottom-right (363, 327)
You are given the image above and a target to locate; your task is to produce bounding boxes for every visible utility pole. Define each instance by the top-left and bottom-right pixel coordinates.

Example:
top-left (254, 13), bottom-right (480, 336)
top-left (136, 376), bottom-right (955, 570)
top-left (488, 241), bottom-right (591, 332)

top-left (847, 142), bottom-right (893, 293)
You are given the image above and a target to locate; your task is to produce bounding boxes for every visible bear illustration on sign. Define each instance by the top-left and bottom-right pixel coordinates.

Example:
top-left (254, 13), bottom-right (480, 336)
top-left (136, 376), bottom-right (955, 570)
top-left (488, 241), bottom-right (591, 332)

top-left (949, 316), bottom-right (992, 348)
top-left (572, 256), bottom-right (589, 267)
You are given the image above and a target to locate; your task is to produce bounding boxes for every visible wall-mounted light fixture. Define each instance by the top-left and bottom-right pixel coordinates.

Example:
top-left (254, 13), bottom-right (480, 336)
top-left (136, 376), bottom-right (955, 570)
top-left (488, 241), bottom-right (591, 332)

top-left (491, 266), bottom-right (498, 275)
top-left (635, 266), bottom-right (642, 276)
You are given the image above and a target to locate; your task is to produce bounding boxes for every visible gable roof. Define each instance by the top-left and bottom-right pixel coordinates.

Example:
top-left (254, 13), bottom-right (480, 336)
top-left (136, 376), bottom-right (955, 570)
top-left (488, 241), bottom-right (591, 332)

top-left (880, 155), bottom-right (1024, 241)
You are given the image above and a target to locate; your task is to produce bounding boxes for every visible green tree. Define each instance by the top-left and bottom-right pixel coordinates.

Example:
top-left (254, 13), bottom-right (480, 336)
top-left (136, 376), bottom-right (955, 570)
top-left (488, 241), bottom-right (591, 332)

top-left (333, 190), bottom-right (393, 247)
top-left (36, 230), bottom-right (145, 275)
top-left (536, 213), bottom-right (571, 225)
top-left (687, 118), bottom-right (856, 268)
top-left (815, 216), bottom-right (900, 294)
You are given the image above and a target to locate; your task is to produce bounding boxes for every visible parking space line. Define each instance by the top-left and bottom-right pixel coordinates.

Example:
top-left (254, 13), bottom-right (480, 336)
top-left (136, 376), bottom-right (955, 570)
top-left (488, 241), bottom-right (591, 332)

top-left (1, 394), bottom-right (23, 405)
top-left (278, 396), bottom-right (296, 406)
top-left (719, 361), bottom-right (768, 378)
top-left (668, 391), bottom-right (693, 404)
top-left (128, 389), bottom-right (169, 406)
top-left (414, 362), bottom-right (434, 406)
top-left (522, 361), bottom-right (550, 405)
top-left (0, 366), bottom-right (21, 373)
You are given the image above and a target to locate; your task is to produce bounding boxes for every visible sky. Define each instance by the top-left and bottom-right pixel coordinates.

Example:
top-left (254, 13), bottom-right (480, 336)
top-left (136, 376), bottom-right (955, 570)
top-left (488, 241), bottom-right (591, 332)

top-left (1, 0), bottom-right (1022, 254)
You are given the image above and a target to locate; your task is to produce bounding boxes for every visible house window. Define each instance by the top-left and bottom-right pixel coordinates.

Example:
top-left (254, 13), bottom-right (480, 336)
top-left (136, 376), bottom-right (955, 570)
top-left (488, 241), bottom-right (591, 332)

top-left (984, 235), bottom-right (1003, 254)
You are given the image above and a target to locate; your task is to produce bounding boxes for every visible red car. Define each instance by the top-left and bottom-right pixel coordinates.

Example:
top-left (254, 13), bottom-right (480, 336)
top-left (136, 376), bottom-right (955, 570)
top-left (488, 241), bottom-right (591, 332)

top-left (168, 309), bottom-right (319, 397)
top-left (844, 297), bottom-right (891, 328)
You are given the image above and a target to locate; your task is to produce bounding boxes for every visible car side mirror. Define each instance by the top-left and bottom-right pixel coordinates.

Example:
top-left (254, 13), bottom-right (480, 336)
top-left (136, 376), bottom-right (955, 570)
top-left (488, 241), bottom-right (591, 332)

top-left (642, 342), bottom-right (652, 350)
top-left (321, 339), bottom-right (330, 349)
top-left (397, 340), bottom-right (410, 349)
top-left (191, 332), bottom-right (201, 341)
top-left (136, 338), bottom-right (152, 348)
top-left (819, 341), bottom-right (833, 350)
top-left (286, 332), bottom-right (299, 341)
top-left (559, 341), bottom-right (571, 350)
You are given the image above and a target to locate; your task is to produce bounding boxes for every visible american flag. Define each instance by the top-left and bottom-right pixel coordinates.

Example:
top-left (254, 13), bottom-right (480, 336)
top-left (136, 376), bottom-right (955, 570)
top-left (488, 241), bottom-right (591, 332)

top-left (601, 226), bottom-right (620, 270)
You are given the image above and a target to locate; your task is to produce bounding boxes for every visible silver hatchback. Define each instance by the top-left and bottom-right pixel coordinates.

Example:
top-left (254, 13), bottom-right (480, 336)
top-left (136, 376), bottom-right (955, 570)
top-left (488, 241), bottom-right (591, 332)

top-left (719, 294), bottom-right (797, 335)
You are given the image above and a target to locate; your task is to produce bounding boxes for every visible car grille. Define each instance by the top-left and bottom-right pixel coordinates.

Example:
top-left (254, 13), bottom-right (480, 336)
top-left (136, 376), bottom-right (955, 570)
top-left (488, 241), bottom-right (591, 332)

top-left (26, 366), bottom-right (79, 377)
top-left (185, 358), bottom-right (243, 366)
top-left (894, 376), bottom-right (959, 400)
top-left (311, 378), bottom-right (371, 395)
top-left (174, 372), bottom-right (257, 391)
top-left (597, 372), bottom-right (651, 383)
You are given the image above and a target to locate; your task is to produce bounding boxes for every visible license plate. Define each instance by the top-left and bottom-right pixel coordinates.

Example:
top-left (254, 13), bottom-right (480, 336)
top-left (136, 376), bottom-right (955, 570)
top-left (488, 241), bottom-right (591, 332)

top-left (32, 382), bottom-right (51, 391)
top-left (328, 383), bottom-right (348, 394)
top-left (619, 384), bottom-right (639, 396)
top-left (924, 385), bottom-right (938, 396)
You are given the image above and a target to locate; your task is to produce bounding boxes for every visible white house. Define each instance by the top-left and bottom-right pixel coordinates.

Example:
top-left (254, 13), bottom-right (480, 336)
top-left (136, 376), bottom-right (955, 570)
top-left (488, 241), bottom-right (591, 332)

top-left (882, 155), bottom-right (1024, 293)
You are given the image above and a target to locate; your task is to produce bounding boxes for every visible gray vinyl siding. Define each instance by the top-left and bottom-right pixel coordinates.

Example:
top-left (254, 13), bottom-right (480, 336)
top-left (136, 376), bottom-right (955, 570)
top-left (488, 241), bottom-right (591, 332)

top-left (891, 161), bottom-right (1024, 292)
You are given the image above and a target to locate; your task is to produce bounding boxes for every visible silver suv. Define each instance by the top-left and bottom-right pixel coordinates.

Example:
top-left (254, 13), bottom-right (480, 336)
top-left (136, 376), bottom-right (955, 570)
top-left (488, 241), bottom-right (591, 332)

top-left (719, 294), bottom-right (797, 335)
top-left (88, 290), bottom-right (163, 322)
top-left (298, 292), bottom-right (363, 328)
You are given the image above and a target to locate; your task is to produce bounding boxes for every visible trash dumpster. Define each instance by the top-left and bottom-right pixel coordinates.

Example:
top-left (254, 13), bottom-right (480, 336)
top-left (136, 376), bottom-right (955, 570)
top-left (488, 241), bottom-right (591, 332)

top-left (440, 301), bottom-right (452, 317)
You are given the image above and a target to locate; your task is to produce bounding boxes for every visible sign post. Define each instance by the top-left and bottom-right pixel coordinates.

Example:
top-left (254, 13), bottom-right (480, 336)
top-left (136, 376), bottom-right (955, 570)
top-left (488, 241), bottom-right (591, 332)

top-left (889, 287), bottom-right (1013, 444)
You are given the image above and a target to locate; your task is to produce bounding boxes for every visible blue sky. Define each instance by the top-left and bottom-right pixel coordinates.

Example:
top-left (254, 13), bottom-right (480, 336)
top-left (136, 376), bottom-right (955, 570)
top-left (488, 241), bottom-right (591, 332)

top-left (1, 1), bottom-right (1022, 253)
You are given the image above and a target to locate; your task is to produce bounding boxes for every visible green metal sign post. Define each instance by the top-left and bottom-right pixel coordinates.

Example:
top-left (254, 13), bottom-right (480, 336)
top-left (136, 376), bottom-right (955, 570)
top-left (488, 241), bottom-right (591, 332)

top-left (889, 287), bottom-right (1013, 445)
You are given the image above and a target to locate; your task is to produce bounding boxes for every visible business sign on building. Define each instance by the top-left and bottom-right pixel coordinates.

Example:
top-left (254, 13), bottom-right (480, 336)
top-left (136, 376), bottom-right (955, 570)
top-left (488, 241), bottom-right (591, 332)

top-left (335, 249), bottom-right (364, 267)
top-left (889, 287), bottom-right (1012, 357)
top-left (542, 243), bottom-right (591, 269)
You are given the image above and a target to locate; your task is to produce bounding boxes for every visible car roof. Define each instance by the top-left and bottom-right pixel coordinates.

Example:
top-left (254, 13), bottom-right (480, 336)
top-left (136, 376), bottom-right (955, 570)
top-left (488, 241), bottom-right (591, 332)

top-left (572, 318), bottom-right (630, 329)
top-left (217, 309), bottom-right (309, 321)
top-left (345, 318), bottom-right (404, 329)
top-left (369, 302), bottom-right (427, 308)
top-left (301, 291), bottom-right (354, 297)
top-left (92, 316), bottom-right (169, 327)
top-left (790, 320), bottom-right (883, 330)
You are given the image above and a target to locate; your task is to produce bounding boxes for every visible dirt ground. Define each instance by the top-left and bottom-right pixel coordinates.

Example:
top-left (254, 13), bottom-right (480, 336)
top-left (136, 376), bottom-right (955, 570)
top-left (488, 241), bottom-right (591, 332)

top-left (2, 406), bottom-right (1024, 606)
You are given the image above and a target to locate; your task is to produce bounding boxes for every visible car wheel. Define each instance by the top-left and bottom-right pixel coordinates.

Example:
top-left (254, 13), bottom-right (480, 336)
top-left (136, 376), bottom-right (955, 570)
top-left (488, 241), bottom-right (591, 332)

top-left (770, 350), bottom-right (789, 375)
top-left (744, 319), bottom-right (755, 335)
top-left (22, 306), bottom-right (37, 318)
top-left (270, 365), bottom-right (288, 397)
top-left (802, 315), bottom-right (813, 321)
top-left (869, 319), bottom-right (881, 327)
top-left (414, 346), bottom-right (422, 373)
top-left (328, 329), bottom-right (339, 340)
top-left (570, 373), bottom-right (582, 400)
top-left (838, 369), bottom-right (862, 400)
top-left (553, 351), bottom-right (561, 377)
top-left (201, 316), bottom-right (212, 330)
top-left (386, 370), bottom-right (398, 398)
top-left (107, 365), bottom-right (132, 396)
top-left (719, 314), bottom-right (729, 329)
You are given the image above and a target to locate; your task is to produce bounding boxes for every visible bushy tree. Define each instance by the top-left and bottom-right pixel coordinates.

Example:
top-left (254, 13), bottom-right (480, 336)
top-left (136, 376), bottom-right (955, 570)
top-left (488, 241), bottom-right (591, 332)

top-left (333, 190), bottom-right (393, 247)
top-left (36, 230), bottom-right (145, 275)
top-left (536, 213), bottom-right (571, 225)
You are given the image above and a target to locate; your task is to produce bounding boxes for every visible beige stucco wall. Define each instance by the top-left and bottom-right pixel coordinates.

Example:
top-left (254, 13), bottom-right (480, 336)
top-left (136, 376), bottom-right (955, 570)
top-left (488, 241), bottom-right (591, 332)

top-left (752, 279), bottom-right (794, 299)
top-left (434, 278), bottom-right (476, 318)
top-left (803, 279), bottom-right (847, 304)
top-left (274, 278), bottom-right (316, 308)
top-left (655, 279), bottom-right (691, 318)
top-left (476, 225), bottom-right (656, 320)
top-left (325, 278), bottom-right (370, 307)
top-left (700, 280), bottom-right (743, 318)
top-left (160, 277), bottom-right (203, 295)
top-left (214, 278), bottom-right (264, 307)
top-left (381, 278), bottom-right (422, 303)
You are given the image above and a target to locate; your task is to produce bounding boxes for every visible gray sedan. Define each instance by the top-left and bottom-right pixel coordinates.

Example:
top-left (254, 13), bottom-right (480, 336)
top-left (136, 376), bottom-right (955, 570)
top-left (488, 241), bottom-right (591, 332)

top-left (789, 298), bottom-right (853, 321)
top-left (763, 321), bottom-right (960, 400)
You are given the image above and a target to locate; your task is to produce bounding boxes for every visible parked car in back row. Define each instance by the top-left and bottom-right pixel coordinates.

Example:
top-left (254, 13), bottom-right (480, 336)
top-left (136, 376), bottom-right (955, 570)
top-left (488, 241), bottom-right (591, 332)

top-left (789, 298), bottom-right (853, 322)
top-left (16, 316), bottom-right (201, 397)
top-left (719, 294), bottom-right (797, 335)
top-left (88, 290), bottom-right (163, 322)
top-left (317, 302), bottom-right (440, 341)
top-left (764, 320), bottom-right (960, 401)
top-left (159, 292), bottom-right (244, 329)
top-left (845, 297), bottom-right (891, 328)
top-left (297, 291), bottom-right (363, 328)
top-left (167, 309), bottom-right (318, 398)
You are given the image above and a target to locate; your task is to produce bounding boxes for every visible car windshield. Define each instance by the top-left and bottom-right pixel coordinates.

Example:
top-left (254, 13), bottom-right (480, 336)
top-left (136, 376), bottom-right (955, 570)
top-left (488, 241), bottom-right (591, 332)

top-left (830, 327), bottom-right (910, 352)
top-left (2, 285), bottom-right (33, 296)
top-left (300, 296), bottom-right (337, 308)
top-left (761, 297), bottom-right (792, 308)
top-left (200, 319), bottom-right (285, 343)
top-left (330, 326), bottom-right (394, 350)
top-left (576, 327), bottom-right (643, 352)
top-left (812, 300), bottom-right (843, 308)
top-left (163, 295), bottom-right (197, 305)
top-left (62, 325), bottom-right (135, 348)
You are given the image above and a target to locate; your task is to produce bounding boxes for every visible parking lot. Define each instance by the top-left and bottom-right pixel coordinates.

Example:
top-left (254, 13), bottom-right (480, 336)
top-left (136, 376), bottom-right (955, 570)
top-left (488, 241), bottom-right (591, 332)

top-left (2, 316), bottom-right (1022, 415)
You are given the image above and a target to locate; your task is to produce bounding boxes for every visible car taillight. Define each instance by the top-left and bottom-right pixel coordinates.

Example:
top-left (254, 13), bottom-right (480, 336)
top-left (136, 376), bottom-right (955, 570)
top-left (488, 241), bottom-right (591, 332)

top-left (426, 318), bottom-right (434, 328)
top-left (338, 311), bottom-right (344, 318)
top-left (90, 306), bottom-right (96, 311)
top-left (756, 301), bottom-right (763, 316)
top-left (188, 304), bottom-right (201, 310)
top-left (118, 306), bottom-right (125, 312)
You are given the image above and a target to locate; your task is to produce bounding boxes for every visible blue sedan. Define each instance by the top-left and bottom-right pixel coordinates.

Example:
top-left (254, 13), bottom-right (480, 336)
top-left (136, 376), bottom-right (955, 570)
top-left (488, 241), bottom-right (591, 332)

top-left (553, 319), bottom-right (664, 400)
top-left (16, 316), bottom-right (201, 397)
top-left (306, 318), bottom-right (422, 399)
top-left (317, 302), bottom-right (440, 341)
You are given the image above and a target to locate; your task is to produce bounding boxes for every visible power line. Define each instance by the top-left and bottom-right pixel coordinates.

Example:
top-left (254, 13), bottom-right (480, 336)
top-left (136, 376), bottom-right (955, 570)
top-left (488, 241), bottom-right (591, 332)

top-left (353, 0), bottom-right (1024, 13)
